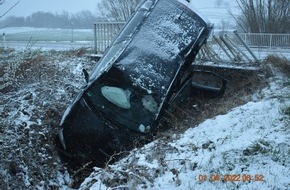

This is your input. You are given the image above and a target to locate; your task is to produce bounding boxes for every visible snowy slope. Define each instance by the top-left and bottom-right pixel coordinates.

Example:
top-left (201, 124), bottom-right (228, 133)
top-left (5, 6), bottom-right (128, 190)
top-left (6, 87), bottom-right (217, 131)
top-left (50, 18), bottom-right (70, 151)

top-left (80, 74), bottom-right (290, 189)
top-left (0, 49), bottom-right (95, 189)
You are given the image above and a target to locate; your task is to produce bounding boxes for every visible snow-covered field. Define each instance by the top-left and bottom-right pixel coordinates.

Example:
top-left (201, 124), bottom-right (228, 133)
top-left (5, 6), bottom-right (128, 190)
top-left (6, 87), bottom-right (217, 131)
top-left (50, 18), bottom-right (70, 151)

top-left (0, 27), bottom-right (94, 42)
top-left (0, 27), bottom-right (95, 51)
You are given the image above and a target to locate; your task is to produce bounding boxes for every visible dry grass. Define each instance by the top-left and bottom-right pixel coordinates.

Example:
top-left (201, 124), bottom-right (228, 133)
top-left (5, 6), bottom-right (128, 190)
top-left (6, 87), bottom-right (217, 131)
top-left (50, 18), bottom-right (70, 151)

top-left (264, 55), bottom-right (290, 128)
top-left (0, 49), bottom-right (94, 189)
top-left (265, 55), bottom-right (290, 77)
top-left (64, 47), bottom-right (91, 57)
top-left (158, 66), bottom-right (267, 137)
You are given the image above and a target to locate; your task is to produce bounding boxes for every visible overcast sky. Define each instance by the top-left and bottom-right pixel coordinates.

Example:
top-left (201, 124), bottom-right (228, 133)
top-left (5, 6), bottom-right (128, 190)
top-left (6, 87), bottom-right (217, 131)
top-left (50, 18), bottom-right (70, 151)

top-left (0, 0), bottom-right (236, 19)
top-left (0, 0), bottom-right (101, 17)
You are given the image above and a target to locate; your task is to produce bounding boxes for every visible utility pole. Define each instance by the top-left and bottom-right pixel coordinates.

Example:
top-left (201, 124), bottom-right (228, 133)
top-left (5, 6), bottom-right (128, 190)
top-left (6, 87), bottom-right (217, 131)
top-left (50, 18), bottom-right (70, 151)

top-left (70, 19), bottom-right (74, 42)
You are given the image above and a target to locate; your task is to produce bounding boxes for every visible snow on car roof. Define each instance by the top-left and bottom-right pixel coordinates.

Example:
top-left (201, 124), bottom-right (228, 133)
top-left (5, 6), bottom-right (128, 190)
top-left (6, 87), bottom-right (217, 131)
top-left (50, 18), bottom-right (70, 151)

top-left (114, 0), bottom-right (207, 94)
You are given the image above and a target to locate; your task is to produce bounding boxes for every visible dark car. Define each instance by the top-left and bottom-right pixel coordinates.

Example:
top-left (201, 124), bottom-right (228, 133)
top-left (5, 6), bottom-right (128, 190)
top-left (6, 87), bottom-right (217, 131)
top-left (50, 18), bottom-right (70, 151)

top-left (57, 0), bottom-right (226, 165)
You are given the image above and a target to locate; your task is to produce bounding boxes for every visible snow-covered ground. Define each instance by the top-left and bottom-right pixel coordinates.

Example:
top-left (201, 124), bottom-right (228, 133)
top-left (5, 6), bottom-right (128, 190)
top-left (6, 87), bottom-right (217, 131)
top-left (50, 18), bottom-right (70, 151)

top-left (0, 45), bottom-right (289, 190)
top-left (79, 66), bottom-right (290, 189)
top-left (0, 49), bottom-right (95, 189)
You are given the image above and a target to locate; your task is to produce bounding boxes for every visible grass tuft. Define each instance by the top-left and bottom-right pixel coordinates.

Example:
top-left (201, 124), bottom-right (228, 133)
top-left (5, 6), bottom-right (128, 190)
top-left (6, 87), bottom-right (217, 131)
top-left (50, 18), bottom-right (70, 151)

top-left (243, 140), bottom-right (272, 156)
top-left (243, 140), bottom-right (290, 166)
top-left (265, 55), bottom-right (290, 77)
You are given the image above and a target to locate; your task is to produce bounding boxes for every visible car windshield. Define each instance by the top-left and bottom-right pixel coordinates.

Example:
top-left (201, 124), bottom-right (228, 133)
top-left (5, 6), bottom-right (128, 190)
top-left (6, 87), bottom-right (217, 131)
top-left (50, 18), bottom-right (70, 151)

top-left (84, 66), bottom-right (159, 133)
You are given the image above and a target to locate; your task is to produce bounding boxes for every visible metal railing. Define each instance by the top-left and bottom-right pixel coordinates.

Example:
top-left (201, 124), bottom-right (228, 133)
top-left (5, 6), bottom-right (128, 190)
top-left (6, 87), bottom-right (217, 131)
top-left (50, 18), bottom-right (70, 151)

top-left (228, 32), bottom-right (290, 49)
top-left (93, 22), bottom-right (125, 53)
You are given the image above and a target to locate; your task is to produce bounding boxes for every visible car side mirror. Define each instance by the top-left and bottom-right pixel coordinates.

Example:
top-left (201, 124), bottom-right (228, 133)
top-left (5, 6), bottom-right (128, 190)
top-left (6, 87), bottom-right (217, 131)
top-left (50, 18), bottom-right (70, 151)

top-left (191, 70), bottom-right (227, 97)
top-left (83, 69), bottom-right (89, 83)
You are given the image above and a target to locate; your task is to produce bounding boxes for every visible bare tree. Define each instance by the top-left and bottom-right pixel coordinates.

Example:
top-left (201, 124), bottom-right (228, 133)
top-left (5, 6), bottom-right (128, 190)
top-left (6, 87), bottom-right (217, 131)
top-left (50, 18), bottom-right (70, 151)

top-left (97, 0), bottom-right (141, 21)
top-left (0, 0), bottom-right (20, 19)
top-left (233, 0), bottom-right (290, 33)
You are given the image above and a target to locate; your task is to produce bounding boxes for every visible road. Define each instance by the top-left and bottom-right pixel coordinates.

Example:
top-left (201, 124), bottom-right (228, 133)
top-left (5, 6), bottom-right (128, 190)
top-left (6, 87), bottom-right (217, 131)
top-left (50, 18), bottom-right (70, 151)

top-left (1, 41), bottom-right (94, 50)
top-left (1, 41), bottom-right (289, 60)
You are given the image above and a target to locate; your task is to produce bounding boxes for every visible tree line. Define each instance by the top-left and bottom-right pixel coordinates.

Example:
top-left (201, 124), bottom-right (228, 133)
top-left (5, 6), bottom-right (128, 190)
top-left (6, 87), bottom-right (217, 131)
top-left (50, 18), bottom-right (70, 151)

top-left (0, 10), bottom-right (101, 29)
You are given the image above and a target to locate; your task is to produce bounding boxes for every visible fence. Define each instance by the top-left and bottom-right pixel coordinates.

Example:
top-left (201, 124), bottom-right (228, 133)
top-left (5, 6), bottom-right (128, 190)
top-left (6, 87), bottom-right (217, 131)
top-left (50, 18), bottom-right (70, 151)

top-left (93, 22), bottom-right (290, 53)
top-left (93, 22), bottom-right (125, 53)
top-left (230, 33), bottom-right (290, 48)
